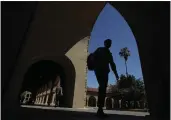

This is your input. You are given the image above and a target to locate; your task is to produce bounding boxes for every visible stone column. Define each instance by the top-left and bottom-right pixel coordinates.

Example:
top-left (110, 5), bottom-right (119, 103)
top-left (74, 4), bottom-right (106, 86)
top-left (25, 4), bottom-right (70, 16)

top-left (37, 97), bottom-right (39, 104)
top-left (36, 97), bottom-right (38, 104)
top-left (104, 97), bottom-right (107, 108)
top-left (42, 96), bottom-right (44, 104)
top-left (38, 97), bottom-right (40, 104)
top-left (50, 93), bottom-right (55, 106)
top-left (119, 100), bottom-right (121, 108)
top-left (45, 95), bottom-right (49, 105)
top-left (144, 102), bottom-right (146, 109)
top-left (86, 98), bottom-right (88, 107)
top-left (41, 96), bottom-right (43, 104)
top-left (39, 97), bottom-right (41, 104)
top-left (35, 97), bottom-right (37, 104)
top-left (86, 96), bottom-right (89, 107)
top-left (112, 99), bottom-right (114, 109)
top-left (40, 97), bottom-right (42, 104)
top-left (96, 99), bottom-right (97, 107)
top-left (42, 96), bottom-right (45, 105)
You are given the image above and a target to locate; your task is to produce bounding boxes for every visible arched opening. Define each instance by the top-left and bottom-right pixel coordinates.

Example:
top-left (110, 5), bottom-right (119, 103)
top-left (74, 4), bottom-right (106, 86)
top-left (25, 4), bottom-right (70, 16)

top-left (2, 2), bottom-right (169, 120)
top-left (87, 3), bottom-right (147, 112)
top-left (19, 60), bottom-right (65, 107)
top-left (113, 98), bottom-right (120, 109)
top-left (106, 98), bottom-right (112, 109)
top-left (88, 96), bottom-right (96, 107)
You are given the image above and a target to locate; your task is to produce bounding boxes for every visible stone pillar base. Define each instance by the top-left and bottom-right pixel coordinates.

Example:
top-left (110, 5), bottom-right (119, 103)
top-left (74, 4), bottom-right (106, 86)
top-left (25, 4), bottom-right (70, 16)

top-left (50, 103), bottom-right (55, 106)
top-left (44, 103), bottom-right (48, 106)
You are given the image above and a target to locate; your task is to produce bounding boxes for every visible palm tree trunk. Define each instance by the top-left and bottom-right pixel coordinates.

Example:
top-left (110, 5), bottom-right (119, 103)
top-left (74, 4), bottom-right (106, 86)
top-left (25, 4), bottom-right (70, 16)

top-left (125, 60), bottom-right (128, 77)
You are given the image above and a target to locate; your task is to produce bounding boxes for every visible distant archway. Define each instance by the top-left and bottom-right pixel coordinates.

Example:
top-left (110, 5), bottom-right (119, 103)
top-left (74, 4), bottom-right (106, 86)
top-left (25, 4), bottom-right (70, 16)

top-left (88, 96), bottom-right (96, 107)
top-left (106, 98), bottom-right (112, 109)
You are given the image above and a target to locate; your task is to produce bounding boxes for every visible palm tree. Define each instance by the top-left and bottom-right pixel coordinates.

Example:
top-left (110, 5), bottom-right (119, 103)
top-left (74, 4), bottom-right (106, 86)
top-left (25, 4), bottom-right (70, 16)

top-left (119, 47), bottom-right (130, 77)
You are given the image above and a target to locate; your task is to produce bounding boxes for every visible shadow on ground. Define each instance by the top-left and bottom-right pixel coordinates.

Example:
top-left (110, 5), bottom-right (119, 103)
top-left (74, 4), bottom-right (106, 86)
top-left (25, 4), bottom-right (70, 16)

top-left (4, 107), bottom-right (146, 120)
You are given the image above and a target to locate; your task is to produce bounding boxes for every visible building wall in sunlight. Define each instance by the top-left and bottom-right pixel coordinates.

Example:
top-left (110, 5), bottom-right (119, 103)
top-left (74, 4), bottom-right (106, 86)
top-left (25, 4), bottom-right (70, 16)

top-left (65, 36), bottom-right (90, 108)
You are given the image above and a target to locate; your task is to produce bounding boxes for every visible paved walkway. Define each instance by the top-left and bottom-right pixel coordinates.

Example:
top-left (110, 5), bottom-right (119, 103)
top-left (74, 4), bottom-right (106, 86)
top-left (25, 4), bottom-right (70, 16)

top-left (19, 105), bottom-right (149, 120)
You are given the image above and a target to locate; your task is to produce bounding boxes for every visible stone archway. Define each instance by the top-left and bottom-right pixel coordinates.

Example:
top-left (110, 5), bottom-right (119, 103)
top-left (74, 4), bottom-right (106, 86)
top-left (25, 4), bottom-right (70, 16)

top-left (5, 55), bottom-right (76, 109)
top-left (27, 56), bottom-right (76, 108)
top-left (20, 60), bottom-right (64, 101)
top-left (105, 98), bottom-right (112, 109)
top-left (88, 96), bottom-right (96, 107)
top-left (2, 2), bottom-right (169, 120)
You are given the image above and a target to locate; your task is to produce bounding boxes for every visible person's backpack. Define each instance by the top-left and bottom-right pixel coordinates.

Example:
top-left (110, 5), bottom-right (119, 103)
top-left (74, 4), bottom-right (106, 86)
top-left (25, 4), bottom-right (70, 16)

top-left (87, 47), bottom-right (107, 71)
top-left (87, 53), bottom-right (96, 71)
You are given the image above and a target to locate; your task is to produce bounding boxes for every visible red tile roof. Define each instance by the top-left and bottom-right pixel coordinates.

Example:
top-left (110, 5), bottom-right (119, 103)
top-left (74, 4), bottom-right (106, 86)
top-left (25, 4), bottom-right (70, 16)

top-left (87, 87), bottom-right (98, 92)
top-left (87, 87), bottom-right (112, 93)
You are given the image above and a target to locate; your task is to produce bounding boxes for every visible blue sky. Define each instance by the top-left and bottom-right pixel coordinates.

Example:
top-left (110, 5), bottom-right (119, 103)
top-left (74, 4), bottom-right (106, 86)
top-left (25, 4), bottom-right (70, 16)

top-left (87, 3), bottom-right (143, 88)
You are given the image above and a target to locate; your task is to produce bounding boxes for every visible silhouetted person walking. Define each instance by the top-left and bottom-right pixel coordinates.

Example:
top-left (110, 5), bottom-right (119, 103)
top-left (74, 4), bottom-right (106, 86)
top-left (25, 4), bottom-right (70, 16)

top-left (88, 39), bottom-right (119, 118)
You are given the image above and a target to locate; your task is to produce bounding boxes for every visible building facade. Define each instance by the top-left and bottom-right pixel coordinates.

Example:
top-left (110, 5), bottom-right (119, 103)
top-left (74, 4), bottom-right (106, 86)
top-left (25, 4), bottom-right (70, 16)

top-left (33, 86), bottom-right (147, 110)
top-left (86, 87), bottom-right (148, 110)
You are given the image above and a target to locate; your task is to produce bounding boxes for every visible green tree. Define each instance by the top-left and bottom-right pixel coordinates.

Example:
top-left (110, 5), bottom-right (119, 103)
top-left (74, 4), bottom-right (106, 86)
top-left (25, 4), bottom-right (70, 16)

top-left (118, 74), bottom-right (136, 89)
top-left (119, 47), bottom-right (130, 77)
top-left (135, 79), bottom-right (145, 92)
top-left (110, 84), bottom-right (119, 93)
top-left (111, 74), bottom-right (146, 109)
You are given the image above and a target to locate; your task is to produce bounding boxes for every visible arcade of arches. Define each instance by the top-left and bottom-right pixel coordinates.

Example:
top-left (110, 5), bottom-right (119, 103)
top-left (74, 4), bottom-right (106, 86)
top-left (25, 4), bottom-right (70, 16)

top-left (2, 2), bottom-right (169, 120)
top-left (34, 77), bottom-right (63, 106)
top-left (86, 87), bottom-right (148, 109)
top-left (19, 60), bottom-right (66, 106)
top-left (21, 86), bottom-right (148, 110)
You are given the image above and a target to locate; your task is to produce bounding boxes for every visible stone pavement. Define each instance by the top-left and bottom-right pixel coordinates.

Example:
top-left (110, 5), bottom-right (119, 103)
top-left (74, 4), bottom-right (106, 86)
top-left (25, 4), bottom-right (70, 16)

top-left (21, 105), bottom-right (149, 116)
top-left (18, 105), bottom-right (149, 120)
